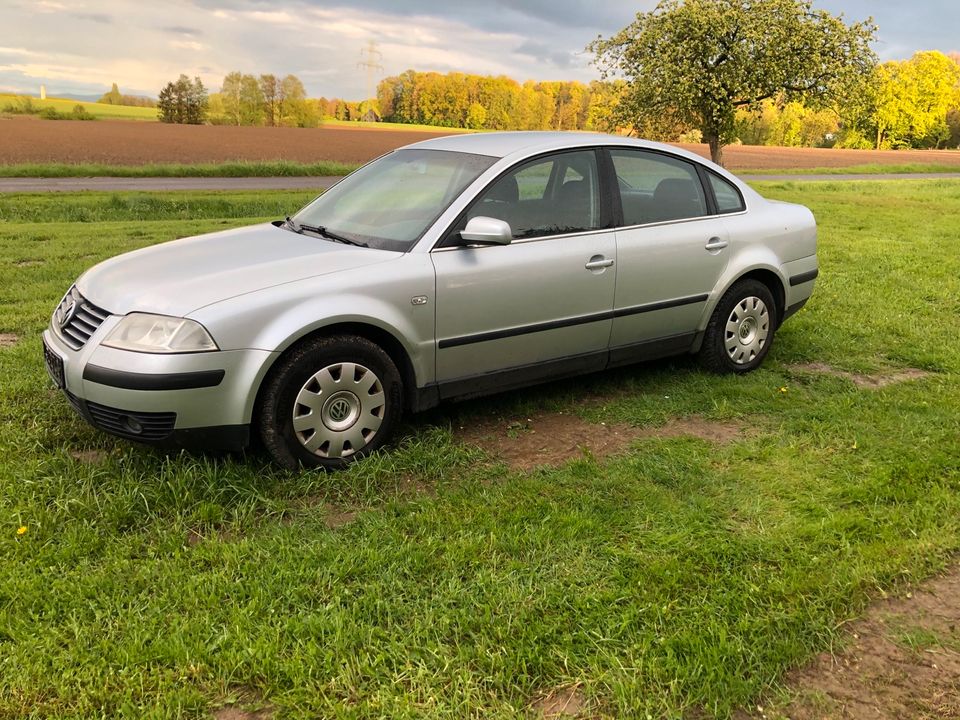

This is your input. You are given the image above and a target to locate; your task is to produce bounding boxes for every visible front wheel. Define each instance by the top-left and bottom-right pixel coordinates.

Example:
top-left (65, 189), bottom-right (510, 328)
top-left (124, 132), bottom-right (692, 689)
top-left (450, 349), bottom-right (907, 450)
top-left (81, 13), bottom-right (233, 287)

top-left (698, 279), bottom-right (777, 374)
top-left (258, 335), bottom-right (403, 470)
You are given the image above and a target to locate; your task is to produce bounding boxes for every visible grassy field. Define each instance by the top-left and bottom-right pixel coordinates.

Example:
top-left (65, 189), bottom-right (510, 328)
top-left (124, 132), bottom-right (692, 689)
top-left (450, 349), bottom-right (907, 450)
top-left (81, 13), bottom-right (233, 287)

top-left (1, 181), bottom-right (959, 718)
top-left (0, 94), bottom-right (157, 121)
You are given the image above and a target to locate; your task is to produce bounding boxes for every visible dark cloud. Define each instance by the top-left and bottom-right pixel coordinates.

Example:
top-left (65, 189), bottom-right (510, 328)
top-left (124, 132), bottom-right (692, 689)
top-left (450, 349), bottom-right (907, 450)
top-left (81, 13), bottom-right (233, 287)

top-left (162, 25), bottom-right (203, 36)
top-left (515, 40), bottom-right (576, 69)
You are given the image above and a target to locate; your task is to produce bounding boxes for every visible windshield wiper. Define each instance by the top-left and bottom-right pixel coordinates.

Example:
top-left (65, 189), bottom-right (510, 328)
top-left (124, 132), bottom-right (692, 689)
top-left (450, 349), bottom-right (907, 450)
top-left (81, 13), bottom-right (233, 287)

top-left (284, 217), bottom-right (367, 247)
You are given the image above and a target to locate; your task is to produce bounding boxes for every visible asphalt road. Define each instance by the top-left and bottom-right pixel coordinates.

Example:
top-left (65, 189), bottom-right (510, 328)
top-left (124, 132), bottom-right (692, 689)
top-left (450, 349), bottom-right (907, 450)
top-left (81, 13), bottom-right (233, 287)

top-left (1, 173), bottom-right (959, 193)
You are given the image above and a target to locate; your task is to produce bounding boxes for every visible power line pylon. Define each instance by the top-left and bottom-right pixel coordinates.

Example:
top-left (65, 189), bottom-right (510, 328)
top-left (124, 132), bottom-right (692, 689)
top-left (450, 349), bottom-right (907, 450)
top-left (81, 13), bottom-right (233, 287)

top-left (357, 40), bottom-right (384, 103)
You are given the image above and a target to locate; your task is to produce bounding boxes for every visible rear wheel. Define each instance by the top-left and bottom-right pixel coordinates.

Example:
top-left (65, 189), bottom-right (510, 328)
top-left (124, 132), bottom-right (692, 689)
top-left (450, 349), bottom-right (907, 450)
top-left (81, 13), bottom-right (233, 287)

top-left (259, 335), bottom-right (403, 470)
top-left (699, 279), bottom-right (777, 374)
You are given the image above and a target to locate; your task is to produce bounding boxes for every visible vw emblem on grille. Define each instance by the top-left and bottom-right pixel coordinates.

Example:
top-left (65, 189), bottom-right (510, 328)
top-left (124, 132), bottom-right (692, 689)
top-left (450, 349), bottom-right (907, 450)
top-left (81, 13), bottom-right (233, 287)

top-left (58, 291), bottom-right (79, 329)
top-left (328, 398), bottom-right (351, 422)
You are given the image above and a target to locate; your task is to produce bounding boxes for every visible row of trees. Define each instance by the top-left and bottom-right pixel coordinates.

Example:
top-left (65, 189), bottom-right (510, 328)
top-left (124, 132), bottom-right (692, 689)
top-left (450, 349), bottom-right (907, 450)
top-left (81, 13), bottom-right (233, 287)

top-left (207, 72), bottom-right (320, 127)
top-left (729, 52), bottom-right (960, 150)
top-left (376, 71), bottom-right (622, 131)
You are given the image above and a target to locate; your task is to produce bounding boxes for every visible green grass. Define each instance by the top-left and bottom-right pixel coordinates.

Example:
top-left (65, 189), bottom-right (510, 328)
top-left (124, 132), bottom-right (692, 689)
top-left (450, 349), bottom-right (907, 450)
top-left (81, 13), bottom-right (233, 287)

top-left (0, 160), bottom-right (359, 178)
top-left (2, 181), bottom-right (960, 718)
top-left (0, 94), bottom-right (157, 121)
top-left (740, 162), bottom-right (960, 175)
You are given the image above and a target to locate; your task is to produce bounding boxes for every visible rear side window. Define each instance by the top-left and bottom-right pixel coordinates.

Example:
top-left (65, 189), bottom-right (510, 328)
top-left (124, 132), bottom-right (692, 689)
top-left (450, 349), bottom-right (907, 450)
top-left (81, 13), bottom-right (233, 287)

top-left (708, 173), bottom-right (746, 214)
top-left (610, 149), bottom-right (708, 225)
top-left (466, 150), bottom-right (601, 240)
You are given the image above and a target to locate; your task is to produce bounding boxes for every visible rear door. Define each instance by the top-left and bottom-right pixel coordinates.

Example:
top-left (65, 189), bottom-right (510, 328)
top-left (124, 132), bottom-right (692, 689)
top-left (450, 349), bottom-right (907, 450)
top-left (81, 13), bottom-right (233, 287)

top-left (606, 148), bottom-right (730, 363)
top-left (431, 149), bottom-right (617, 391)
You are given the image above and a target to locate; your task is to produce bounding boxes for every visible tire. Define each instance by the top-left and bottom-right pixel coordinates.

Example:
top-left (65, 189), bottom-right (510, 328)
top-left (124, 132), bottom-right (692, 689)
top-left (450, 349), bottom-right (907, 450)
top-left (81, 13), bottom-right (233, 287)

top-left (258, 335), bottom-right (403, 470)
top-left (698, 279), bottom-right (777, 374)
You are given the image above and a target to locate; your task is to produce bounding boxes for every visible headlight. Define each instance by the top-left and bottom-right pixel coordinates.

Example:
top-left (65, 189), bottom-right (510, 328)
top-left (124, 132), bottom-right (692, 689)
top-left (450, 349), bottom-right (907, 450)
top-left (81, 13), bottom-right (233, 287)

top-left (102, 314), bottom-right (218, 354)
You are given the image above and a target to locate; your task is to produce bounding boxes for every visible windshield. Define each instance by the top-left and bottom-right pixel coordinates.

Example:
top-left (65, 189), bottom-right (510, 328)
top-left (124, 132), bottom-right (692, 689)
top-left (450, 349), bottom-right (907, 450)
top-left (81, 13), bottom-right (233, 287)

top-left (291, 148), bottom-right (497, 252)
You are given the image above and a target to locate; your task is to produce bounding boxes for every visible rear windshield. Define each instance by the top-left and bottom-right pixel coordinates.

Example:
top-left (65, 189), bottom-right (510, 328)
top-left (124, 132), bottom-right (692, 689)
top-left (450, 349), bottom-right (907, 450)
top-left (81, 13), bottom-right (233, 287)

top-left (292, 149), bottom-right (497, 251)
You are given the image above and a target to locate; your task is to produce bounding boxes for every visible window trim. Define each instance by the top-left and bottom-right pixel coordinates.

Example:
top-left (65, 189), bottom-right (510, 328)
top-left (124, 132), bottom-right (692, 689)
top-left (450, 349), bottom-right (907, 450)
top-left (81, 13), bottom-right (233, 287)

top-left (434, 147), bottom-right (614, 250)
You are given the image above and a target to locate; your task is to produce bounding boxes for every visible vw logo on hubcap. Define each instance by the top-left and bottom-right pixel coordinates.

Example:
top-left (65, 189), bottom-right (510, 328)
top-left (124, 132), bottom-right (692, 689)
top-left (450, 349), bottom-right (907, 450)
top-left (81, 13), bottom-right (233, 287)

top-left (328, 398), bottom-right (351, 422)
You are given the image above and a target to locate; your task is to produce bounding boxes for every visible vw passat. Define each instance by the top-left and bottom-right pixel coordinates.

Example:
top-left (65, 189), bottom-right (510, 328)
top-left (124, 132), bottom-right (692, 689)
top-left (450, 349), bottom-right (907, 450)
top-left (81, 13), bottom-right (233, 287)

top-left (43, 132), bottom-right (817, 469)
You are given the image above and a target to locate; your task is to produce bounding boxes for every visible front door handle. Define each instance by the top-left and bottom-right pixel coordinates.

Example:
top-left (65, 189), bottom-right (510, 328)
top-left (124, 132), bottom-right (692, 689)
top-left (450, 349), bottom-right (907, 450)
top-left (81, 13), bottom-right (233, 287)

top-left (585, 256), bottom-right (615, 270)
top-left (705, 237), bottom-right (729, 251)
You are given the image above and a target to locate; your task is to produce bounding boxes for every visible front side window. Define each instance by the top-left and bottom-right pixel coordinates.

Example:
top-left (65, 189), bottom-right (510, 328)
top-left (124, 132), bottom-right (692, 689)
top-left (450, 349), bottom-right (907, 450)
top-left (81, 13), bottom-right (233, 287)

top-left (611, 149), bottom-right (708, 225)
top-left (293, 149), bottom-right (496, 251)
top-left (465, 150), bottom-right (601, 240)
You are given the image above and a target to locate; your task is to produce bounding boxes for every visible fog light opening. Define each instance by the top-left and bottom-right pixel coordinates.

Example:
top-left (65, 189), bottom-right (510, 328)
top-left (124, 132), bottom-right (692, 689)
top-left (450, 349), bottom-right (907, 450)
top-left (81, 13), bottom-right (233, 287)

top-left (119, 415), bottom-right (143, 435)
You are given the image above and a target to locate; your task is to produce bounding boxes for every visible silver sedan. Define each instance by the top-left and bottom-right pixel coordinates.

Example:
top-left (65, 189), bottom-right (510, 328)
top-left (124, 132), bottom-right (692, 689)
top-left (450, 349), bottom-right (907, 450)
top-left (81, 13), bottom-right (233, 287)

top-left (43, 131), bottom-right (818, 469)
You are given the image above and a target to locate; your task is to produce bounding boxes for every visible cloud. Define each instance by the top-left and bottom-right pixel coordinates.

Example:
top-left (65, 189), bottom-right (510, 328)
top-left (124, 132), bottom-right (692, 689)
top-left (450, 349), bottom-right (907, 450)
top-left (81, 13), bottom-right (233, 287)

top-left (515, 40), bottom-right (577, 69)
top-left (170, 40), bottom-right (205, 51)
top-left (72, 12), bottom-right (112, 23)
top-left (162, 26), bottom-right (203, 36)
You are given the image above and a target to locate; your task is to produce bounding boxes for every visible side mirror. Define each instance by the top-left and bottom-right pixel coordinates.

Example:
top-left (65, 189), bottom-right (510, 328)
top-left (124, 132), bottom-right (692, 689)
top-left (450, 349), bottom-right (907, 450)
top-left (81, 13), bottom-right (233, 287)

top-left (459, 216), bottom-right (512, 246)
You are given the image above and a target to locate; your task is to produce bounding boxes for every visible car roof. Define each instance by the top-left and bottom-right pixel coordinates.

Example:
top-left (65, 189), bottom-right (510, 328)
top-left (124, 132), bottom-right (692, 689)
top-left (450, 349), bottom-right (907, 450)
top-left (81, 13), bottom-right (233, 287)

top-left (402, 131), bottom-right (707, 163)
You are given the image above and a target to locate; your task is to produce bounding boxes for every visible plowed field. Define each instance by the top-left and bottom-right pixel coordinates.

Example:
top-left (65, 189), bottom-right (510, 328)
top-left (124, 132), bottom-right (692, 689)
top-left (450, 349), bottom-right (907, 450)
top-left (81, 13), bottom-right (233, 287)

top-left (3, 116), bottom-right (960, 170)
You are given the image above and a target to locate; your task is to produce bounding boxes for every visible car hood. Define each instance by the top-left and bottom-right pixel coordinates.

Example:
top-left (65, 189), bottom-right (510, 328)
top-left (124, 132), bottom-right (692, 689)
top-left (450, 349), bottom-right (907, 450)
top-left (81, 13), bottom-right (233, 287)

top-left (77, 223), bottom-right (399, 316)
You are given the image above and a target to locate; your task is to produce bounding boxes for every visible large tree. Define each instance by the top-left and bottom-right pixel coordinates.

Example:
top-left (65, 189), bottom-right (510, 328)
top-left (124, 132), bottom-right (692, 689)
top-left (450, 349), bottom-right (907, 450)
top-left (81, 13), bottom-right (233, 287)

top-left (589, 0), bottom-right (876, 164)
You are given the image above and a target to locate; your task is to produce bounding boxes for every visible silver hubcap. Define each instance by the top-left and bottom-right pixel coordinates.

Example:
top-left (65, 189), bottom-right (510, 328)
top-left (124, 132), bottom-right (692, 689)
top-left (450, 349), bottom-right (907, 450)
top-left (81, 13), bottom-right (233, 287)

top-left (292, 362), bottom-right (385, 458)
top-left (725, 296), bottom-right (770, 365)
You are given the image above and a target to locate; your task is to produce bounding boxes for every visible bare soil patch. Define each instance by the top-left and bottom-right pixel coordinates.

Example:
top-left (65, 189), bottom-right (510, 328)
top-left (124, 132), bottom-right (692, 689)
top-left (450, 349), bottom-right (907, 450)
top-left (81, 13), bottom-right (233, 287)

top-left (13, 259), bottom-right (42, 267)
top-left (791, 362), bottom-right (932, 389)
top-left (4, 117), bottom-right (960, 170)
top-left (739, 568), bottom-right (960, 720)
top-left (0, 333), bottom-right (19, 348)
top-left (280, 496), bottom-right (360, 529)
top-left (530, 685), bottom-right (588, 718)
top-left (457, 411), bottom-right (749, 471)
top-left (68, 449), bottom-right (107, 464)
top-left (323, 506), bottom-right (358, 529)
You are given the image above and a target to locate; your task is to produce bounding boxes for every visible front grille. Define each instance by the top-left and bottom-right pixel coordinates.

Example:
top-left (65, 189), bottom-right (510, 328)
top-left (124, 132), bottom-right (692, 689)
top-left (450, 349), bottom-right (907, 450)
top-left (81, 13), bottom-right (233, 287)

top-left (54, 286), bottom-right (111, 351)
top-left (86, 401), bottom-right (177, 441)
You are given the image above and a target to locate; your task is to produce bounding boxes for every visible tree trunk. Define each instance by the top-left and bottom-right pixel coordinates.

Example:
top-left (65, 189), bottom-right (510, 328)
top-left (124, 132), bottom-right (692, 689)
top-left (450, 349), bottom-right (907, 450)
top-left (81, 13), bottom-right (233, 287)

top-left (705, 131), bottom-right (724, 166)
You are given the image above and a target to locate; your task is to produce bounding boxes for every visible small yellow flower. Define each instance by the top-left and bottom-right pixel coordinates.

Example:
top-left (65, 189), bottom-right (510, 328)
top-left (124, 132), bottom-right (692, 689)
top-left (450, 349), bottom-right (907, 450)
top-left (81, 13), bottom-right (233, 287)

top-left (779, 386), bottom-right (789, 394)
top-left (16, 526), bottom-right (27, 536)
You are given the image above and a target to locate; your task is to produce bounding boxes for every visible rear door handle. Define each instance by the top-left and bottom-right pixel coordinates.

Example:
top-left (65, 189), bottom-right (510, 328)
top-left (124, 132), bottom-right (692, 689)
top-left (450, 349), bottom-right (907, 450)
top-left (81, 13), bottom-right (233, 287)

top-left (585, 257), bottom-right (615, 270)
top-left (705, 237), bottom-right (729, 251)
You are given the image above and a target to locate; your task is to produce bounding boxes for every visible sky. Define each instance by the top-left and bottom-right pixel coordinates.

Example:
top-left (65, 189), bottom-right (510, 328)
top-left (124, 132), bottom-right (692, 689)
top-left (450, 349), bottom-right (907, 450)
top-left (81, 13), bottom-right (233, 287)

top-left (1, 0), bottom-right (957, 100)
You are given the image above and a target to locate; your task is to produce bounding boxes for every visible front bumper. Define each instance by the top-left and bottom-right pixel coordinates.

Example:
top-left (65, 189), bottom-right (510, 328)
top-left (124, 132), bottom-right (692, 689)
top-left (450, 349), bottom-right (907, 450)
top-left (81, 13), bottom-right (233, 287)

top-left (43, 325), bottom-right (276, 450)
